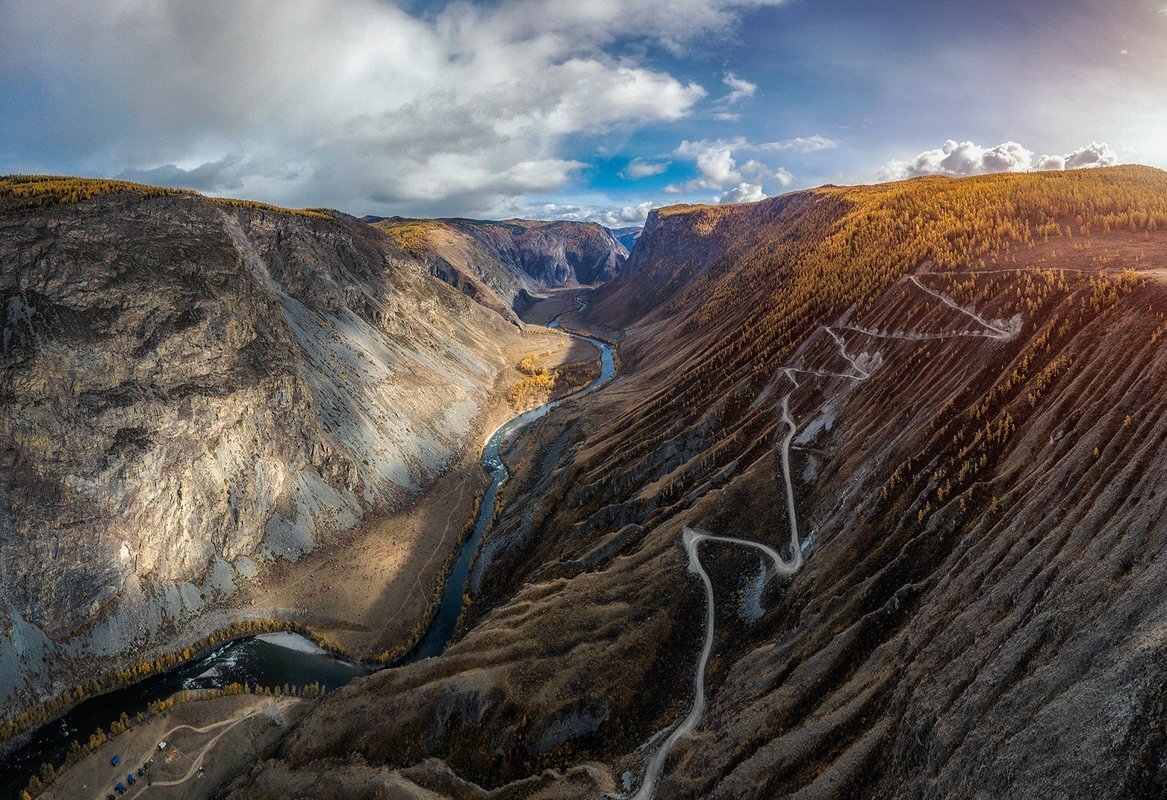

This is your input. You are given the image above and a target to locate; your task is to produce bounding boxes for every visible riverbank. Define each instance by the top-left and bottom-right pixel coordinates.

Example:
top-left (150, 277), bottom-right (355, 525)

top-left (0, 634), bottom-right (363, 800)
top-left (40, 693), bottom-right (311, 800)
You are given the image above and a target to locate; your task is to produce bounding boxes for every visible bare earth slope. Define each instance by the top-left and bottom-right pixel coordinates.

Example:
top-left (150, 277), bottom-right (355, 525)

top-left (372, 217), bottom-right (628, 317)
top-left (230, 166), bottom-right (1167, 799)
top-left (0, 178), bottom-right (530, 727)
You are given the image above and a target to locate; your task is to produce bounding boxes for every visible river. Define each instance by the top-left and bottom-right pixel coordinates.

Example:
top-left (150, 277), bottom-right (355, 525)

top-left (0, 301), bottom-right (616, 799)
top-left (0, 634), bottom-right (367, 798)
top-left (402, 300), bottom-right (616, 661)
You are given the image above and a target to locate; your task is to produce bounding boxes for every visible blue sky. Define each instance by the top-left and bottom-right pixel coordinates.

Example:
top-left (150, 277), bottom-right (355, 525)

top-left (1, 0), bottom-right (1164, 225)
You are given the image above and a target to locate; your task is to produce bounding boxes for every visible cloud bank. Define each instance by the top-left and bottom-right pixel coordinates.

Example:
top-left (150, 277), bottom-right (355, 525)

top-left (0, 0), bottom-right (786, 216)
top-left (880, 139), bottom-right (1119, 181)
top-left (528, 200), bottom-right (657, 227)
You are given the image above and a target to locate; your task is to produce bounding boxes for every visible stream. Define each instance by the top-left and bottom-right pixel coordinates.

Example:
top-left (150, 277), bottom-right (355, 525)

top-left (0, 300), bottom-right (615, 799)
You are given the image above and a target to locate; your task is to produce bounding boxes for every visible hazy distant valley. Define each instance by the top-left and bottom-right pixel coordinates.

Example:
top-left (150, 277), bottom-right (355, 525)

top-left (5, 166), bottom-right (1167, 800)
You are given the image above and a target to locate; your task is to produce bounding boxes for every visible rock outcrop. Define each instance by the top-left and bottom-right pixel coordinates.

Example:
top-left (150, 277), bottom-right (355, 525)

top-left (0, 181), bottom-right (519, 722)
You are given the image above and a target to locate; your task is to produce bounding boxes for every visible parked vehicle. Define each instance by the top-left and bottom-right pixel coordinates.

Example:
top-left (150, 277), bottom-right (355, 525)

top-left (127, 772), bottom-right (136, 785)
top-left (110, 755), bottom-right (120, 766)
top-left (115, 783), bottom-right (126, 794)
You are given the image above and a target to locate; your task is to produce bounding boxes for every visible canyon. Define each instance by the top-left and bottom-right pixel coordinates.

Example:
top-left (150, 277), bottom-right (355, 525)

top-left (6, 167), bottom-right (1167, 800)
top-left (367, 216), bottom-right (628, 320)
top-left (0, 177), bottom-right (627, 757)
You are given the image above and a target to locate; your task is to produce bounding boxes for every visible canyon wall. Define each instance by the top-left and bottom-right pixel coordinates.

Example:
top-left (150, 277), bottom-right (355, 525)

top-left (372, 217), bottom-right (628, 316)
top-left (231, 167), bottom-right (1167, 800)
top-left (0, 183), bottom-right (518, 720)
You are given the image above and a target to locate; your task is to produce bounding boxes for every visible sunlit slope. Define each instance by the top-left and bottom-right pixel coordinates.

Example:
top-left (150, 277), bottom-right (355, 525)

top-left (0, 176), bottom-right (522, 732)
top-left (585, 166), bottom-right (1167, 526)
top-left (231, 166), bottom-right (1167, 799)
top-left (374, 216), bottom-right (628, 317)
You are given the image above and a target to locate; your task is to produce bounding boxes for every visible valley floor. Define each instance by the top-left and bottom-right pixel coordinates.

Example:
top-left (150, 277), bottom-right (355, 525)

top-left (221, 306), bottom-right (598, 661)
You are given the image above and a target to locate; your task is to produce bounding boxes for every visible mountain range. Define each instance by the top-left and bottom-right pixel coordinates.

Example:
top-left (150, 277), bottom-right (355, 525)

top-left (4, 167), bottom-right (1167, 799)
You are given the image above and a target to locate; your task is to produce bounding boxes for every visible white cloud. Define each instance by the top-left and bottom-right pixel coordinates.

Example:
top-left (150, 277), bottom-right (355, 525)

top-left (1061, 142), bottom-right (1119, 169)
top-left (715, 182), bottom-right (767, 204)
top-left (665, 145), bottom-right (746, 193)
top-left (755, 134), bottom-right (838, 154)
top-left (880, 139), bottom-right (1120, 181)
top-left (676, 134), bottom-right (837, 158)
top-left (879, 139), bottom-right (1033, 180)
top-left (527, 200), bottom-right (657, 227)
top-left (668, 136), bottom-right (814, 196)
top-left (718, 72), bottom-right (757, 105)
top-left (0, 0), bottom-right (786, 217)
top-left (620, 158), bottom-right (670, 179)
top-left (695, 147), bottom-right (742, 187)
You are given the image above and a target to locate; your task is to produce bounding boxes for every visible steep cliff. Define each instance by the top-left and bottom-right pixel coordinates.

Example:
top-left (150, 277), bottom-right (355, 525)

top-left (0, 177), bottom-right (524, 724)
top-left (231, 167), bottom-right (1167, 799)
top-left (372, 217), bottom-right (628, 315)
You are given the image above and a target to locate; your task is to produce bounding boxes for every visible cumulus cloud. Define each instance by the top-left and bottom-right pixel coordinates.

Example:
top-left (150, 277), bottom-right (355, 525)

top-left (880, 139), bottom-right (1120, 181)
top-left (715, 182), bottom-right (767, 204)
top-left (1061, 142), bottom-right (1119, 169)
top-left (0, 0), bottom-right (785, 216)
top-left (666, 136), bottom-right (820, 197)
top-left (620, 158), bottom-right (670, 179)
top-left (694, 147), bottom-right (743, 187)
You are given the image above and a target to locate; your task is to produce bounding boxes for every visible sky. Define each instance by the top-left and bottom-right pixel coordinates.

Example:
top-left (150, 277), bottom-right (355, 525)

top-left (1, 0), bottom-right (1165, 225)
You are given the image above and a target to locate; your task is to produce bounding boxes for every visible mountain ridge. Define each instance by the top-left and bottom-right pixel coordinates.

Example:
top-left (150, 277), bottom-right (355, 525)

top-left (0, 176), bottom-right (576, 739)
top-left (222, 165), bottom-right (1167, 800)
top-left (370, 216), bottom-right (628, 318)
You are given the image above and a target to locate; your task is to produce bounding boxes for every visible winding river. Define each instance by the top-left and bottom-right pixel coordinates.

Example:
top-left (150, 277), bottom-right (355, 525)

top-left (0, 300), bottom-right (616, 799)
top-left (403, 300), bottom-right (616, 661)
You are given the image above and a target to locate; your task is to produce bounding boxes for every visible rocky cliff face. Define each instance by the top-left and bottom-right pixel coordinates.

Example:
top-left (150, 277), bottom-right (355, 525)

top-left (230, 167), bottom-right (1167, 799)
top-left (372, 217), bottom-right (628, 315)
top-left (0, 183), bottom-right (518, 721)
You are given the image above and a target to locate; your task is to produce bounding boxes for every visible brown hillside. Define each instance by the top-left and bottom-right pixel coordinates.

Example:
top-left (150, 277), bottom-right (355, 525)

top-left (234, 166), bottom-right (1167, 800)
